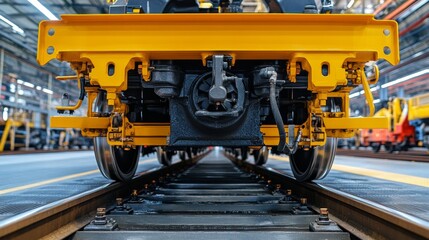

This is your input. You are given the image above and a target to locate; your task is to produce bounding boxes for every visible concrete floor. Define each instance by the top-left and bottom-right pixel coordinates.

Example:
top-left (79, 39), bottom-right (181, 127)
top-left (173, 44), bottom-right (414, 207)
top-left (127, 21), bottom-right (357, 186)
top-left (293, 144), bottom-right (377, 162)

top-left (0, 151), bottom-right (163, 191)
top-left (266, 154), bottom-right (429, 221)
top-left (0, 150), bottom-right (428, 222)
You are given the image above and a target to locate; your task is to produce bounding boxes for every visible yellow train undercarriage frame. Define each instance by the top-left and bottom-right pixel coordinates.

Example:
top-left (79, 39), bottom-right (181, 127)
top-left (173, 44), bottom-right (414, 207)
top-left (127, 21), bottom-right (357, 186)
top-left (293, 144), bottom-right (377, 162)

top-left (38, 14), bottom-right (399, 148)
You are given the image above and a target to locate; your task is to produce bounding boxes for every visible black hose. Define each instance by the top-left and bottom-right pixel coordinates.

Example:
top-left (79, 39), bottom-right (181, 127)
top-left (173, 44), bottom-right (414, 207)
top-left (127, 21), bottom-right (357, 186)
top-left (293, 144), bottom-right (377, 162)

top-left (269, 80), bottom-right (286, 153)
top-left (266, 68), bottom-right (301, 155)
top-left (79, 77), bottom-right (85, 100)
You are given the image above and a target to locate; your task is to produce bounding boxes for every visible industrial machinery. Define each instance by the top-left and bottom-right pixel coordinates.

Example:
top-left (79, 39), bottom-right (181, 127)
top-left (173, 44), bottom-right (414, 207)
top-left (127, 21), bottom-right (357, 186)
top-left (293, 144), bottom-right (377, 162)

top-left (408, 93), bottom-right (429, 151)
top-left (360, 98), bottom-right (416, 153)
top-left (36, 0), bottom-right (399, 181)
top-left (358, 93), bottom-right (429, 153)
top-left (0, 111), bottom-right (47, 152)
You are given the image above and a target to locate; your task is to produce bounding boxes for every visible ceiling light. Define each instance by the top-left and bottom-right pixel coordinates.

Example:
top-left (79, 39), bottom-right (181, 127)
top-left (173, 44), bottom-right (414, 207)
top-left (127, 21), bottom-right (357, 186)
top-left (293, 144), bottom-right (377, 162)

top-left (350, 92), bottom-right (360, 98)
top-left (42, 88), bottom-right (53, 94)
top-left (23, 82), bottom-right (35, 88)
top-left (28, 0), bottom-right (58, 20)
top-left (370, 86), bottom-right (379, 92)
top-left (373, 99), bottom-right (381, 104)
top-left (347, 0), bottom-right (355, 9)
top-left (381, 69), bottom-right (429, 89)
top-left (350, 85), bottom-right (380, 99)
top-left (0, 14), bottom-right (25, 36)
top-left (36, 86), bottom-right (42, 90)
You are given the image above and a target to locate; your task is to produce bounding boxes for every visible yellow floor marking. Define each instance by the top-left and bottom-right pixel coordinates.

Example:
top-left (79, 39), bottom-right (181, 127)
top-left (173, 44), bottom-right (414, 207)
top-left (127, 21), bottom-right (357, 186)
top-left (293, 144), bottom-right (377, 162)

top-left (0, 158), bottom-right (157, 195)
top-left (269, 155), bottom-right (429, 188)
top-left (0, 170), bottom-right (100, 195)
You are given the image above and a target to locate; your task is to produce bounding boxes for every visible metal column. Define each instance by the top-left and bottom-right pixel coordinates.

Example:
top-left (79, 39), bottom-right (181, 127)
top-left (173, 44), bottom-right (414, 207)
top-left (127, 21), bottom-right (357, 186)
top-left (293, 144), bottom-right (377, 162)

top-left (46, 74), bottom-right (53, 147)
top-left (0, 48), bottom-right (4, 100)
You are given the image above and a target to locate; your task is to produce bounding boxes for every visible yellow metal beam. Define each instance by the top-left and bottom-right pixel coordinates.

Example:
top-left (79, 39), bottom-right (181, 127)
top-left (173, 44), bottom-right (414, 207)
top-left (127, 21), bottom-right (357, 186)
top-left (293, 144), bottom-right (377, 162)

top-left (49, 115), bottom-right (385, 146)
top-left (50, 116), bottom-right (109, 129)
top-left (324, 117), bottom-right (388, 129)
top-left (38, 14), bottom-right (399, 64)
top-left (38, 14), bottom-right (399, 91)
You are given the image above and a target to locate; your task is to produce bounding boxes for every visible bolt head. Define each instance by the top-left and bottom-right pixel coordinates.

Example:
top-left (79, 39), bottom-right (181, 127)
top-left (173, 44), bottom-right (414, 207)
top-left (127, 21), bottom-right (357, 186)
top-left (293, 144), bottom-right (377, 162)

top-left (320, 208), bottom-right (329, 215)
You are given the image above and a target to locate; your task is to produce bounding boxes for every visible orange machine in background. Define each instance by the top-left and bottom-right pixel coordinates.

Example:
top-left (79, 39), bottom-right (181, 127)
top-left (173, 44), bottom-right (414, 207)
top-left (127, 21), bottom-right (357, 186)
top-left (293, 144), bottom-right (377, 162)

top-left (359, 98), bottom-right (417, 153)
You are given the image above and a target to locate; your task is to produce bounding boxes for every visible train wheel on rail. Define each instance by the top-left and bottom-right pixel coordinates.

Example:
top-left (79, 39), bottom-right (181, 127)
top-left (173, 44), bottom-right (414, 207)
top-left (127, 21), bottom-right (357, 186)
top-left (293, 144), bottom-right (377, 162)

top-left (371, 143), bottom-right (381, 153)
top-left (179, 151), bottom-right (187, 161)
top-left (253, 146), bottom-right (268, 165)
top-left (157, 147), bottom-right (173, 166)
top-left (241, 147), bottom-right (248, 161)
top-left (289, 137), bottom-right (337, 182)
top-left (186, 147), bottom-right (193, 159)
top-left (93, 91), bottom-right (141, 181)
top-left (94, 137), bottom-right (141, 181)
top-left (384, 142), bottom-right (392, 153)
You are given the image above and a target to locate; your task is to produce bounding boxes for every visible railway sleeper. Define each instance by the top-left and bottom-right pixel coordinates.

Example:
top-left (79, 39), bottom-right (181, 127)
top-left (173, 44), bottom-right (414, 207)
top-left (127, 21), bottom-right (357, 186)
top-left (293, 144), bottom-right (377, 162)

top-left (74, 153), bottom-right (347, 240)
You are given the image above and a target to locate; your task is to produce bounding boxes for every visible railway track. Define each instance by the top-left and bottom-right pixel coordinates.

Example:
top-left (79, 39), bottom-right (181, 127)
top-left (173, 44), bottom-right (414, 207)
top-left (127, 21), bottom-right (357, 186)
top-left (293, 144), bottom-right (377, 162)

top-left (336, 148), bottom-right (429, 162)
top-left (1, 150), bottom-right (428, 240)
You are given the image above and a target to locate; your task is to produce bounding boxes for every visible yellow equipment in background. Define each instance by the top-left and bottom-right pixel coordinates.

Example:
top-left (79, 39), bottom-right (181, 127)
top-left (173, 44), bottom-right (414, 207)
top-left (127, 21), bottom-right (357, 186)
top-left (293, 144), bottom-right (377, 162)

top-left (0, 111), bottom-right (47, 152)
top-left (409, 92), bottom-right (429, 149)
top-left (409, 92), bottom-right (429, 122)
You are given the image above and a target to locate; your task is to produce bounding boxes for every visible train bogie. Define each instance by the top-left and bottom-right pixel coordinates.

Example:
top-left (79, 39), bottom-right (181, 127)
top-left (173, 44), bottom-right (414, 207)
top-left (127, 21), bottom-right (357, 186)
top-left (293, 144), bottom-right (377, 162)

top-left (36, 1), bottom-right (399, 181)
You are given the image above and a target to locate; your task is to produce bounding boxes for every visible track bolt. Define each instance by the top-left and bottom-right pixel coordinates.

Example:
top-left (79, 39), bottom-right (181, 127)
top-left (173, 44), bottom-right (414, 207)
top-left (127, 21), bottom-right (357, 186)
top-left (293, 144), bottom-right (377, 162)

top-left (280, 189), bottom-right (293, 202)
top-left (97, 208), bottom-right (106, 216)
top-left (316, 208), bottom-right (331, 225)
top-left (310, 207), bottom-right (341, 231)
top-left (94, 208), bottom-right (107, 225)
top-left (131, 189), bottom-right (138, 197)
top-left (112, 198), bottom-right (133, 214)
top-left (84, 207), bottom-right (119, 231)
top-left (297, 198), bottom-right (310, 211)
top-left (292, 197), bottom-right (312, 215)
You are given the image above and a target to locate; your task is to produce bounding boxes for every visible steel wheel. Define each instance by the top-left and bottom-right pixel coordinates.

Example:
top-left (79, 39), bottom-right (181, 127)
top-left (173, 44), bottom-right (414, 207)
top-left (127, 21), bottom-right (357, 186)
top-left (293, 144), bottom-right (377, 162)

top-left (241, 147), bottom-right (248, 161)
top-left (371, 143), bottom-right (381, 153)
top-left (253, 146), bottom-right (268, 165)
top-left (157, 147), bottom-right (172, 166)
top-left (179, 151), bottom-right (187, 161)
top-left (94, 137), bottom-right (141, 181)
top-left (186, 147), bottom-right (193, 159)
top-left (384, 142), bottom-right (391, 152)
top-left (92, 91), bottom-right (141, 181)
top-left (289, 137), bottom-right (337, 182)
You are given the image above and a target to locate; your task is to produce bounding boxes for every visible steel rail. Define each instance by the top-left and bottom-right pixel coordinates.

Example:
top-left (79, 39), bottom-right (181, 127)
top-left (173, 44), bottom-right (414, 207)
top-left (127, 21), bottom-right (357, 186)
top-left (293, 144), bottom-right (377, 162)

top-left (236, 159), bottom-right (429, 240)
top-left (336, 149), bottom-right (429, 163)
top-left (0, 153), bottom-right (207, 240)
